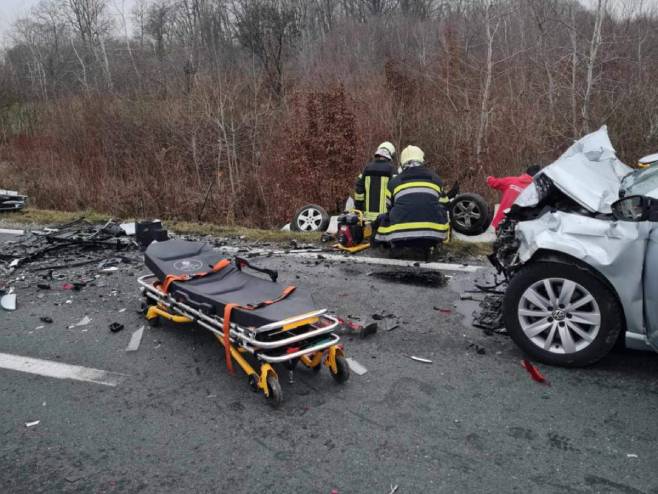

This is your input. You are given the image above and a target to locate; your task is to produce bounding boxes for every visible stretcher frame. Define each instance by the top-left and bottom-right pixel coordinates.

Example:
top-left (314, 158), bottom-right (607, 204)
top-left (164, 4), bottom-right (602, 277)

top-left (137, 274), bottom-right (349, 406)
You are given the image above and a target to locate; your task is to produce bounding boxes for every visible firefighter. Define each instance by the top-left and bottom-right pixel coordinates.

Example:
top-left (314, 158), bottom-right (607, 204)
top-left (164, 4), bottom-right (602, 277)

top-left (486, 165), bottom-right (540, 230)
top-left (354, 142), bottom-right (397, 221)
top-left (374, 145), bottom-right (450, 245)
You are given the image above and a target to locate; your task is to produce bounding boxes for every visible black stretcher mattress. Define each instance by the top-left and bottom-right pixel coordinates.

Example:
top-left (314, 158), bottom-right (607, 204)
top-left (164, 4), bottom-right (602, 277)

top-left (145, 239), bottom-right (318, 329)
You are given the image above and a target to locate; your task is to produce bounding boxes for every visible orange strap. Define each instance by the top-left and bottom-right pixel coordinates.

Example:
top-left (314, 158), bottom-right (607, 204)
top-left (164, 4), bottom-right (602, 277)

top-left (221, 286), bottom-right (296, 373)
top-left (160, 258), bottom-right (231, 294)
top-left (223, 303), bottom-right (238, 374)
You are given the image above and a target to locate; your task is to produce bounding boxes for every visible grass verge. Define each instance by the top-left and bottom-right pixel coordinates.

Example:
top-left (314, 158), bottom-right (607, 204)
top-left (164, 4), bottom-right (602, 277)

top-left (0, 208), bottom-right (321, 243)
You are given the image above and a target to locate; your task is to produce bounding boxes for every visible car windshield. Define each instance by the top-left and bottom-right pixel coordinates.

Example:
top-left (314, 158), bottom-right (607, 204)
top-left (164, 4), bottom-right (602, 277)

top-left (620, 166), bottom-right (658, 197)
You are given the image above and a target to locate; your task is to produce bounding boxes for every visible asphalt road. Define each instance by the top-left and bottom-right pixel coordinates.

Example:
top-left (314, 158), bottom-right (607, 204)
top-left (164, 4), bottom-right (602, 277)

top-left (1, 232), bottom-right (658, 493)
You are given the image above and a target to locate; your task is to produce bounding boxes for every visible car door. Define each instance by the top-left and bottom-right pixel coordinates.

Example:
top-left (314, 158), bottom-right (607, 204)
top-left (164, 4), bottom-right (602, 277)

top-left (644, 225), bottom-right (658, 349)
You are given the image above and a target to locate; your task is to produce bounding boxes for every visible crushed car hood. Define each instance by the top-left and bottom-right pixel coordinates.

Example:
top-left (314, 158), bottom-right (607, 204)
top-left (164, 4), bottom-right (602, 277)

top-left (517, 127), bottom-right (632, 214)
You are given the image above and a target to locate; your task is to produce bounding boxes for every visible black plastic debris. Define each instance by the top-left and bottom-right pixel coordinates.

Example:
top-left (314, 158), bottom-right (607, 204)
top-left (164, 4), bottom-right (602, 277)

top-left (473, 294), bottom-right (506, 334)
top-left (135, 221), bottom-right (168, 249)
top-left (37, 283), bottom-right (51, 290)
top-left (467, 342), bottom-right (487, 355)
top-left (360, 322), bottom-right (378, 339)
top-left (40, 316), bottom-right (53, 324)
top-left (369, 269), bottom-right (447, 287)
top-left (1, 217), bottom-right (138, 275)
top-left (109, 322), bottom-right (125, 333)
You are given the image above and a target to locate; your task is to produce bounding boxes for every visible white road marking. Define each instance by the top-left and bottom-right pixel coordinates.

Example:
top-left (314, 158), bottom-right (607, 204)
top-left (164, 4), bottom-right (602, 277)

top-left (215, 246), bottom-right (481, 273)
top-left (0, 228), bottom-right (24, 235)
top-left (0, 352), bottom-right (126, 387)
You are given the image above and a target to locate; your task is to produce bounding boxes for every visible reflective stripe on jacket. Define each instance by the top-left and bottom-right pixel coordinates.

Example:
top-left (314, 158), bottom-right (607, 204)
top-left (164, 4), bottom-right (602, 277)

top-left (375, 166), bottom-right (449, 243)
top-left (355, 158), bottom-right (396, 221)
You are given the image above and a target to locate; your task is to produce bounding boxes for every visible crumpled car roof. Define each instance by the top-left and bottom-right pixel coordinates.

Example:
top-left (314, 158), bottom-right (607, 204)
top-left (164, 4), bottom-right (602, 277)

top-left (517, 126), bottom-right (632, 214)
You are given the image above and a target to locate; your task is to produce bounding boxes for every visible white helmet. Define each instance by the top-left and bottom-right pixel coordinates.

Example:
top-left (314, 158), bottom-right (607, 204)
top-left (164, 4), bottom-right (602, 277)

top-left (375, 141), bottom-right (396, 159)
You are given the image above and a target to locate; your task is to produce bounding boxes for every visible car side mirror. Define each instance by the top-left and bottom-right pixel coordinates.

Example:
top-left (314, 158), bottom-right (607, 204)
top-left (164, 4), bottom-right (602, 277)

top-left (611, 195), bottom-right (656, 221)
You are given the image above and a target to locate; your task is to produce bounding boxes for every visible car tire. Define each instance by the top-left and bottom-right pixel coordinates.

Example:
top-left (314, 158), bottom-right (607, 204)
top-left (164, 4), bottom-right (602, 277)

top-left (504, 261), bottom-right (623, 367)
top-left (290, 204), bottom-right (330, 232)
top-left (449, 193), bottom-right (491, 236)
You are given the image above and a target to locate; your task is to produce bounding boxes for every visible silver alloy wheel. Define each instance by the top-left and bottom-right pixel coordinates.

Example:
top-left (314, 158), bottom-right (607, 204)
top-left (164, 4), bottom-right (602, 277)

top-left (296, 207), bottom-right (324, 231)
top-left (517, 278), bottom-right (601, 355)
top-left (453, 200), bottom-right (482, 228)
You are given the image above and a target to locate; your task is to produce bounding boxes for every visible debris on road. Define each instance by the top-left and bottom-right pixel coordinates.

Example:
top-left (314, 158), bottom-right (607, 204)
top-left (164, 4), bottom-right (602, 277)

top-left (0, 217), bottom-right (139, 275)
top-left (70, 315), bottom-right (92, 328)
top-left (467, 343), bottom-right (486, 355)
top-left (369, 269), bottom-right (447, 287)
top-left (1, 292), bottom-right (16, 311)
top-left (346, 357), bottom-right (368, 375)
top-left (337, 318), bottom-right (378, 338)
top-left (39, 316), bottom-right (53, 324)
top-left (109, 323), bottom-right (125, 333)
top-left (126, 326), bottom-right (145, 352)
top-left (407, 355), bottom-right (433, 364)
top-left (473, 294), bottom-right (506, 334)
top-left (25, 420), bottom-right (40, 427)
top-left (521, 359), bottom-right (550, 385)
top-left (434, 307), bottom-right (452, 314)
top-left (389, 485), bottom-right (399, 494)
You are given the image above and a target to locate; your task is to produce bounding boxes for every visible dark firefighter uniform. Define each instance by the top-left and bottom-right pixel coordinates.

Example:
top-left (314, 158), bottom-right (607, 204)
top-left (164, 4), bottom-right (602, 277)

top-left (374, 159), bottom-right (450, 244)
top-left (354, 158), bottom-right (396, 221)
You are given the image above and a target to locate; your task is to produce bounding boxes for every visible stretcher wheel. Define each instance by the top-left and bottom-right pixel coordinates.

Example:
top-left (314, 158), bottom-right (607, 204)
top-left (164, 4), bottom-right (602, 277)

top-left (266, 375), bottom-right (283, 407)
top-left (330, 355), bottom-right (350, 384)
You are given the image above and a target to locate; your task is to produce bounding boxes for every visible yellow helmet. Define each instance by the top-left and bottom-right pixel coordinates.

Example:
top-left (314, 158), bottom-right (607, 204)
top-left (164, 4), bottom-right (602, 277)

top-left (400, 145), bottom-right (425, 167)
top-left (377, 141), bottom-right (396, 157)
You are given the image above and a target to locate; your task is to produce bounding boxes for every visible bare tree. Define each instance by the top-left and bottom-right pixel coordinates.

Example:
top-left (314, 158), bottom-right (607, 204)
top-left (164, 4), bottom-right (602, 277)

top-left (234, 0), bottom-right (301, 97)
top-left (581, 0), bottom-right (607, 133)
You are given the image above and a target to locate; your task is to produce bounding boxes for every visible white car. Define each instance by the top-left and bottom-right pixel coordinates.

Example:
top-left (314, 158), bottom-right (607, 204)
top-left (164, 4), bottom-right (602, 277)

top-left (491, 127), bottom-right (658, 366)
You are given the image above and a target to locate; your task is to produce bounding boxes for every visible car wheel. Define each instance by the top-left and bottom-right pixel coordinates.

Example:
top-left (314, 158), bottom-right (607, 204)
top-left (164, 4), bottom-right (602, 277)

top-left (449, 193), bottom-right (491, 236)
top-left (504, 261), bottom-right (623, 367)
top-left (290, 204), bottom-right (330, 232)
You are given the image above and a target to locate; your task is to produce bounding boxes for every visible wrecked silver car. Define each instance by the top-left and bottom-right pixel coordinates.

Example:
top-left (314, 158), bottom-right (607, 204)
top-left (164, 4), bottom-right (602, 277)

top-left (0, 189), bottom-right (27, 211)
top-left (491, 127), bottom-right (658, 366)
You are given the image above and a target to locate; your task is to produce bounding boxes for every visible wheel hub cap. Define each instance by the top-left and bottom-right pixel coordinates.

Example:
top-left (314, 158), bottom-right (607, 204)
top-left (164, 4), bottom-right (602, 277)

top-left (552, 309), bottom-right (566, 321)
top-left (517, 278), bottom-right (601, 355)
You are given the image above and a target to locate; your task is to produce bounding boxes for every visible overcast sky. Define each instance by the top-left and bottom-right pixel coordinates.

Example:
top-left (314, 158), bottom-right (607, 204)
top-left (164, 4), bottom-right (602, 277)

top-left (1, 0), bottom-right (657, 44)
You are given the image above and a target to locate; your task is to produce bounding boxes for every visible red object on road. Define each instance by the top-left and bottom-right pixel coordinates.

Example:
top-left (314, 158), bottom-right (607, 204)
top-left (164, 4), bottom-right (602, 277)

top-left (521, 359), bottom-right (550, 385)
top-left (486, 174), bottom-right (533, 229)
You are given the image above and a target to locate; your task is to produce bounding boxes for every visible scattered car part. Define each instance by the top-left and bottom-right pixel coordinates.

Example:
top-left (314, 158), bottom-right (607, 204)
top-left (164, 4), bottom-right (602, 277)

top-left (290, 204), bottom-right (330, 232)
top-left (126, 326), bottom-right (145, 352)
top-left (135, 220), bottom-right (168, 249)
top-left (407, 355), bottom-right (433, 364)
top-left (1, 293), bottom-right (16, 311)
top-left (521, 359), bottom-right (549, 385)
top-left (449, 193), bottom-right (491, 236)
top-left (345, 357), bottom-right (368, 376)
top-left (109, 323), bottom-right (125, 333)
